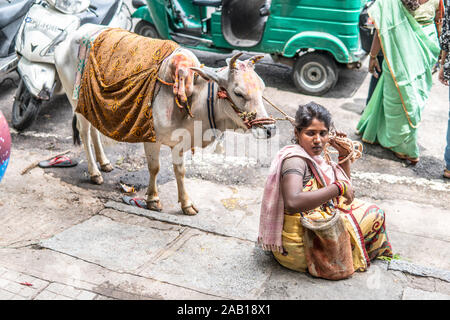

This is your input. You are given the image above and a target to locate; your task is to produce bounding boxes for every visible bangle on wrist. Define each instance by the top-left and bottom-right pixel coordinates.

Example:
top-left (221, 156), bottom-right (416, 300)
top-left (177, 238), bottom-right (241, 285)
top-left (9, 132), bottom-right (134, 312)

top-left (336, 182), bottom-right (343, 196)
top-left (333, 181), bottom-right (344, 197)
top-left (369, 52), bottom-right (377, 59)
top-left (342, 181), bottom-right (348, 195)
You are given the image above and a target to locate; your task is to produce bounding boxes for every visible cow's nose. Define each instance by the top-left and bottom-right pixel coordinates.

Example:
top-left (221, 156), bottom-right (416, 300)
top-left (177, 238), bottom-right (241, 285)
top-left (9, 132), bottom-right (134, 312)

top-left (264, 124), bottom-right (276, 139)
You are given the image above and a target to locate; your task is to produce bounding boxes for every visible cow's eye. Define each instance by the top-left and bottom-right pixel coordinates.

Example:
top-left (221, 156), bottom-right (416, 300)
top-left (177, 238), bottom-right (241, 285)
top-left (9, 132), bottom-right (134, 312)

top-left (234, 91), bottom-right (244, 99)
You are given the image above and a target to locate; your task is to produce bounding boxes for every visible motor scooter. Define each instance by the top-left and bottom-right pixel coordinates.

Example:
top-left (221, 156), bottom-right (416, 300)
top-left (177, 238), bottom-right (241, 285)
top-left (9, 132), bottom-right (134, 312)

top-left (12, 0), bottom-right (132, 131)
top-left (0, 0), bottom-right (34, 79)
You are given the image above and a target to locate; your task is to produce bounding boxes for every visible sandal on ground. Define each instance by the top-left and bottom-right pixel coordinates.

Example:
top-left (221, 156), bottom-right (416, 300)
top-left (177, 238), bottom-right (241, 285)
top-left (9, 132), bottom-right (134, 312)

top-left (38, 155), bottom-right (78, 168)
top-left (122, 195), bottom-right (148, 209)
top-left (444, 169), bottom-right (450, 179)
top-left (393, 152), bottom-right (419, 165)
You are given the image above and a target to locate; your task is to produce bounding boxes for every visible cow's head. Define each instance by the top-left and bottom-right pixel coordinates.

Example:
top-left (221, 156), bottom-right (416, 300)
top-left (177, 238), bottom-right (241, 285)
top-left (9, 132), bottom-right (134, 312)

top-left (191, 53), bottom-right (276, 139)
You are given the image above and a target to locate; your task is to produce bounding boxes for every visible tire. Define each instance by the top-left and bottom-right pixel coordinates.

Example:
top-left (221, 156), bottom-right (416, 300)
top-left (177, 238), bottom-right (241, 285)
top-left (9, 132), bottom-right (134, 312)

top-left (292, 52), bottom-right (339, 96)
top-left (12, 80), bottom-right (41, 131)
top-left (134, 21), bottom-right (160, 38)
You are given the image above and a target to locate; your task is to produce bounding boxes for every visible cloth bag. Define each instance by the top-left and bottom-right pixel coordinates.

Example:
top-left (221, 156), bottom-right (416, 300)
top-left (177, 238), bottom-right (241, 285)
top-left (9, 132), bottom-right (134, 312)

top-left (301, 208), bottom-right (354, 280)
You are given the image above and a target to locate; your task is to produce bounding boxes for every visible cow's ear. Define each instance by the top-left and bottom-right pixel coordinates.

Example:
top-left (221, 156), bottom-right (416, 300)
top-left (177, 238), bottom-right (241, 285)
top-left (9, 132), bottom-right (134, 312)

top-left (190, 67), bottom-right (221, 83)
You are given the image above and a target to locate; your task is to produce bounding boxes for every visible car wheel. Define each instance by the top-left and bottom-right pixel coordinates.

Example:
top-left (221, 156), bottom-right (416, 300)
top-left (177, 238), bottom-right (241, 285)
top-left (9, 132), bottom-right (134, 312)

top-left (12, 79), bottom-right (41, 131)
top-left (292, 52), bottom-right (339, 96)
top-left (134, 21), bottom-right (160, 38)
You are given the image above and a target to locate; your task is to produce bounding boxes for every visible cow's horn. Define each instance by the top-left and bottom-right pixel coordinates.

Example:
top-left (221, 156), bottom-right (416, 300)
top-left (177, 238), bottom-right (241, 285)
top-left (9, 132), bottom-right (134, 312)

top-left (250, 55), bottom-right (264, 65)
top-left (229, 52), bottom-right (243, 70)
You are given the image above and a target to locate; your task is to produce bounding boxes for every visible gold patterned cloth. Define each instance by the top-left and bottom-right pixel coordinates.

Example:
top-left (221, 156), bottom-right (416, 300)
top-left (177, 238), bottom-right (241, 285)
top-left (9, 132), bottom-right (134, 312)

top-left (76, 28), bottom-right (179, 143)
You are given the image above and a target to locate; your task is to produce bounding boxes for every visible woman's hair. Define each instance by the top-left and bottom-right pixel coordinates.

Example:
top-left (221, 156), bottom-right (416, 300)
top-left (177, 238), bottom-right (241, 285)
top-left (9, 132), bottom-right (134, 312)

top-left (292, 102), bottom-right (332, 143)
top-left (401, 0), bottom-right (420, 11)
top-left (294, 102), bottom-right (332, 131)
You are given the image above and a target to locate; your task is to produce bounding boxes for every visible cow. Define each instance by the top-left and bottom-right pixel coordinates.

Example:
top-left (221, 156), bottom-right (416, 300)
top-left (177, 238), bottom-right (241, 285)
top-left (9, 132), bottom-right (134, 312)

top-left (54, 24), bottom-right (276, 216)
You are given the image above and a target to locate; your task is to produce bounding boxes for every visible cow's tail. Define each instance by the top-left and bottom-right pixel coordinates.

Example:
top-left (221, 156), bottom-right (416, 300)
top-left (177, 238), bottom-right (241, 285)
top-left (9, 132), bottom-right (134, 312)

top-left (72, 115), bottom-right (81, 145)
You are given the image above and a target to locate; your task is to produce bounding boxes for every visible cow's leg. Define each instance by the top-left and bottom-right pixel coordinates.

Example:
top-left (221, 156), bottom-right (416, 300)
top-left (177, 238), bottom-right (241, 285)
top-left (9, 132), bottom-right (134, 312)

top-left (77, 115), bottom-right (103, 184)
top-left (171, 147), bottom-right (198, 215)
top-left (144, 142), bottom-right (163, 211)
top-left (90, 127), bottom-right (113, 172)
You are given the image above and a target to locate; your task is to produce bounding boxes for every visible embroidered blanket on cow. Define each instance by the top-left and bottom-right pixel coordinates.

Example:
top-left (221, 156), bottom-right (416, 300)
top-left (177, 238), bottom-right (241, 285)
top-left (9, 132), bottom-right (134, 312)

top-left (76, 28), bottom-right (179, 143)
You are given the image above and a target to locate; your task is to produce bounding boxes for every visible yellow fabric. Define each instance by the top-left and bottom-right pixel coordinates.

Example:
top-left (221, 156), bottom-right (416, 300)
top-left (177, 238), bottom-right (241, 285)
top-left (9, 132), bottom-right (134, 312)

top-left (339, 197), bottom-right (393, 262)
top-left (408, 0), bottom-right (439, 24)
top-left (272, 212), bottom-right (307, 272)
top-left (273, 177), bottom-right (393, 273)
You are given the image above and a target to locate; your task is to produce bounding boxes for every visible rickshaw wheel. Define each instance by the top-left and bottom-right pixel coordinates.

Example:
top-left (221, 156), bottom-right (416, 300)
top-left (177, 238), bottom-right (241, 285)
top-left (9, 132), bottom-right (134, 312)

top-left (134, 21), bottom-right (160, 39)
top-left (292, 52), bottom-right (338, 96)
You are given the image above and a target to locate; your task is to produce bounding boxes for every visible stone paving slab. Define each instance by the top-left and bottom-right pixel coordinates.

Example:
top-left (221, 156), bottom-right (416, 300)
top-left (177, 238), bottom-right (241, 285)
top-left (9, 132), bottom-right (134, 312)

top-left (389, 260), bottom-right (450, 283)
top-left (0, 266), bottom-right (49, 300)
top-left (35, 282), bottom-right (99, 300)
top-left (39, 215), bottom-right (182, 273)
top-left (379, 199), bottom-right (450, 242)
top-left (139, 231), bottom-right (273, 299)
top-left (0, 266), bottom-right (100, 300)
top-left (387, 231), bottom-right (450, 272)
top-left (146, 178), bottom-right (262, 241)
top-left (0, 247), bottom-right (220, 300)
top-left (257, 259), bottom-right (406, 300)
top-left (402, 287), bottom-right (450, 300)
top-left (105, 179), bottom-right (262, 242)
top-left (106, 200), bottom-right (257, 241)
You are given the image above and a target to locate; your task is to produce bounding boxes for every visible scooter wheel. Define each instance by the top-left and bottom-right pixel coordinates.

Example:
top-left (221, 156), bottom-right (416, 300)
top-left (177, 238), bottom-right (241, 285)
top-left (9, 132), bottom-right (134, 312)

top-left (134, 21), bottom-right (160, 39)
top-left (12, 80), bottom-right (41, 131)
top-left (292, 52), bottom-right (339, 96)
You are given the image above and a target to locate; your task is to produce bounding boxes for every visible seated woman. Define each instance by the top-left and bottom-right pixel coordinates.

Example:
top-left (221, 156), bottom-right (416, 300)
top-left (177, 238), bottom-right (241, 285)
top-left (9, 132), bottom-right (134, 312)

top-left (258, 102), bottom-right (393, 276)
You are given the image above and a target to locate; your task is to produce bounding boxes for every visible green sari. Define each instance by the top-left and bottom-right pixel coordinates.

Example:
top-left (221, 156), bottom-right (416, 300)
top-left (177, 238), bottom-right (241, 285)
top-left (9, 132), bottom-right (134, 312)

top-left (357, 0), bottom-right (440, 159)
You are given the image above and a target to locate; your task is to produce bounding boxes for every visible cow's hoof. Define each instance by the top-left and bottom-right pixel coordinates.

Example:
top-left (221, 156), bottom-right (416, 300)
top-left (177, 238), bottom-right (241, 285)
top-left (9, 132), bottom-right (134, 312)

top-left (147, 200), bottom-right (162, 212)
top-left (182, 204), bottom-right (198, 216)
top-left (90, 175), bottom-right (103, 185)
top-left (100, 163), bottom-right (114, 172)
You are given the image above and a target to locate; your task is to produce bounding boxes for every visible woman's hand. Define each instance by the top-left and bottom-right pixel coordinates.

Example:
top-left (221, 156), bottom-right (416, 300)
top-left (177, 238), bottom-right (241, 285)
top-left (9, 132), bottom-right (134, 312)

top-left (439, 67), bottom-right (448, 86)
top-left (342, 183), bottom-right (355, 205)
top-left (369, 56), bottom-right (381, 79)
top-left (329, 131), bottom-right (350, 157)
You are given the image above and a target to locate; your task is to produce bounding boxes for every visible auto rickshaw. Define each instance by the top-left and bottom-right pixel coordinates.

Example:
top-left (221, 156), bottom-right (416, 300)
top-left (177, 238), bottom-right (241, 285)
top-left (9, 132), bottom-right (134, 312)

top-left (131, 0), bottom-right (369, 96)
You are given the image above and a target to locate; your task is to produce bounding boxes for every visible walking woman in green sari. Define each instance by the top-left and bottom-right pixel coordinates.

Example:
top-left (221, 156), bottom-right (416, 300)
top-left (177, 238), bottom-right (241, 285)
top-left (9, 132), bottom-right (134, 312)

top-left (357, 0), bottom-right (443, 164)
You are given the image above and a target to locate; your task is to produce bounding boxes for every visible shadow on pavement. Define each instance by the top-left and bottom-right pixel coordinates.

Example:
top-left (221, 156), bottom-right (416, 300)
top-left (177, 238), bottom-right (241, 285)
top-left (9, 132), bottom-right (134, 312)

top-left (359, 140), bottom-right (445, 180)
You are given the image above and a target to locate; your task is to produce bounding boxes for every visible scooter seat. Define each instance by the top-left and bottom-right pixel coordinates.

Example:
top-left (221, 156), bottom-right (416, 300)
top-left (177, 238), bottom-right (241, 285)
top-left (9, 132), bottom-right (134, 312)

top-left (0, 0), bottom-right (33, 29)
top-left (76, 0), bottom-right (120, 26)
top-left (192, 0), bottom-right (222, 7)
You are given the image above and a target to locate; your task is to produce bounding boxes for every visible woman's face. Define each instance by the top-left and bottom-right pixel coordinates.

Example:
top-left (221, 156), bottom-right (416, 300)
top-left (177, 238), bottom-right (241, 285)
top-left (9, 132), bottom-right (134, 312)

top-left (295, 118), bottom-right (329, 156)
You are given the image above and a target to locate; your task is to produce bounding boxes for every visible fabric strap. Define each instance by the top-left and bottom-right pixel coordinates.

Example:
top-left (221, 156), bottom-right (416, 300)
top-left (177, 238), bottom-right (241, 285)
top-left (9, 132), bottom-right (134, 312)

top-left (207, 81), bottom-right (217, 131)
